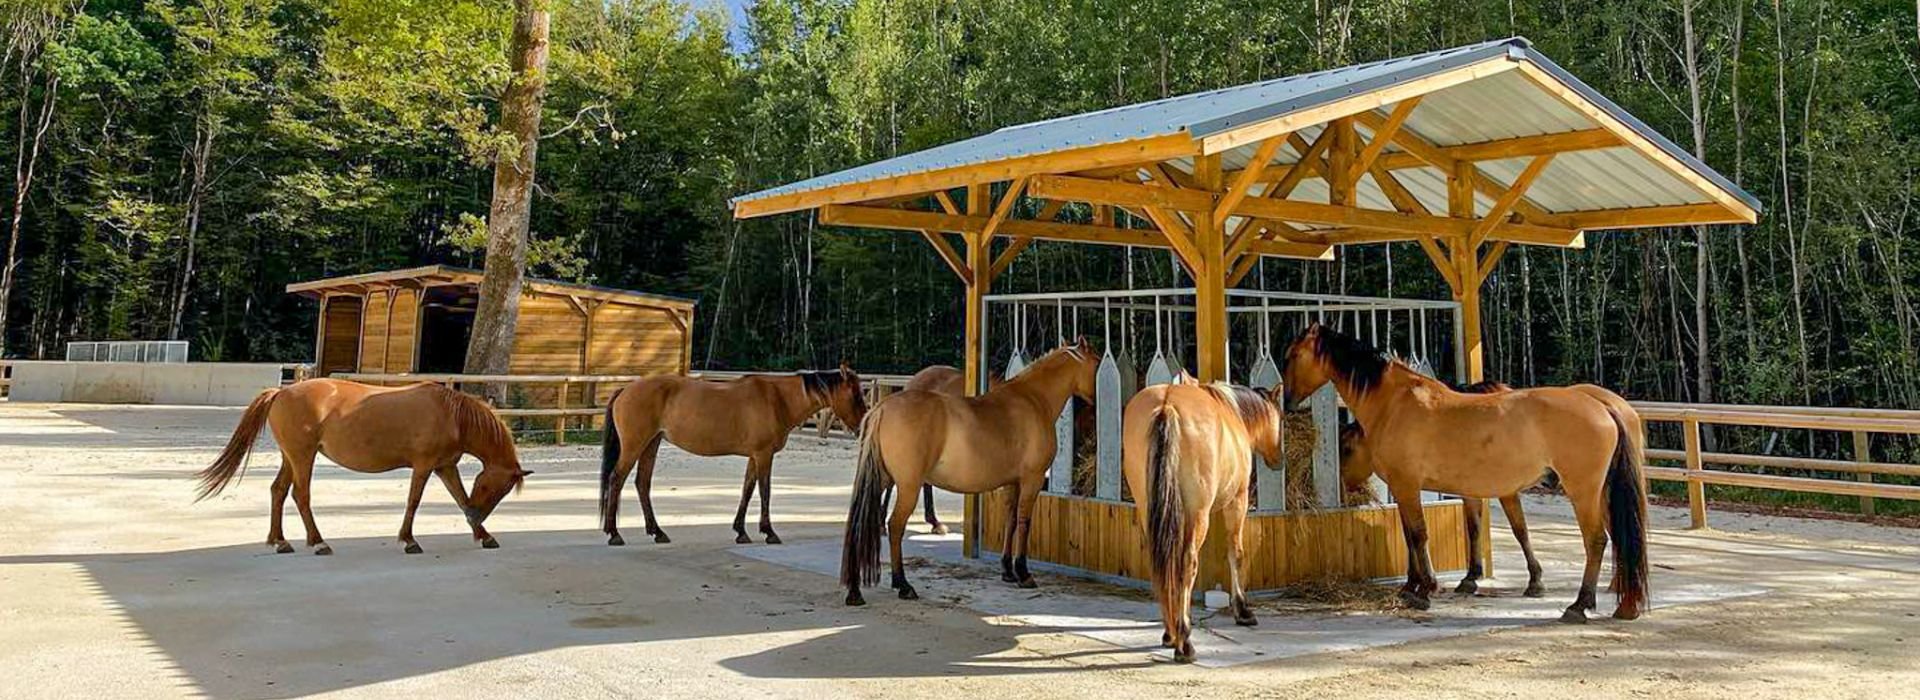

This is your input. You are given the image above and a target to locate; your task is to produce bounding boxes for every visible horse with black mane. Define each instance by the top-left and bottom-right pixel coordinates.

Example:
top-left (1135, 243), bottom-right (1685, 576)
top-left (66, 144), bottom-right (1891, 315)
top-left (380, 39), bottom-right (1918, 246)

top-left (1284, 324), bottom-right (1648, 623)
top-left (600, 367), bottom-right (868, 545)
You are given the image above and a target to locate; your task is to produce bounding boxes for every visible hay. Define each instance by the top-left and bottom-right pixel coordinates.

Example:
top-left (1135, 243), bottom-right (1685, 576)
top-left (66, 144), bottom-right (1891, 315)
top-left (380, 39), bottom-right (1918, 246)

top-left (1280, 410), bottom-right (1318, 466)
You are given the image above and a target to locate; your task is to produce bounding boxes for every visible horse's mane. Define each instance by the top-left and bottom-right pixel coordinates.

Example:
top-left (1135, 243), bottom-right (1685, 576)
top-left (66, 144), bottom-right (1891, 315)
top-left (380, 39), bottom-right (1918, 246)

top-left (1311, 326), bottom-right (1392, 395)
top-left (1005, 344), bottom-right (1090, 386)
top-left (1205, 383), bottom-right (1279, 431)
top-left (442, 387), bottom-right (516, 474)
top-left (799, 370), bottom-right (867, 413)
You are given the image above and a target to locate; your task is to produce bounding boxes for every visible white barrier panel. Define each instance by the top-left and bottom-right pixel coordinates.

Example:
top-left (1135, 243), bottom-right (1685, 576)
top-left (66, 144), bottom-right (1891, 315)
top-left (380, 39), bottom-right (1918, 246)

top-left (10, 361), bottom-right (284, 406)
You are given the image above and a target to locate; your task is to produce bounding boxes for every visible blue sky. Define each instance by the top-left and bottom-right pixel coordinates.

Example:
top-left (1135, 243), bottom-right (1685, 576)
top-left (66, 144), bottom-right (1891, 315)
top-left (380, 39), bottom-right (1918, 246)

top-left (692, 0), bottom-right (755, 50)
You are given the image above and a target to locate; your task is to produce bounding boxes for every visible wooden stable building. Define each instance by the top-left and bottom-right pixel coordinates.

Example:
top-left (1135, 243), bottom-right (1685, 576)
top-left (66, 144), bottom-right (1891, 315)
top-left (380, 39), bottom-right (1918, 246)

top-left (288, 265), bottom-right (695, 379)
top-left (730, 37), bottom-right (1759, 589)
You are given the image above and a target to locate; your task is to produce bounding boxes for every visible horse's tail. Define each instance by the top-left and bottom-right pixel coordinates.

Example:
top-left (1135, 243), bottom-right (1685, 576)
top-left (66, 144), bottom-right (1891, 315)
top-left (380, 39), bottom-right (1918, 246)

top-left (599, 387), bottom-right (625, 524)
top-left (1146, 404), bottom-right (1191, 608)
top-left (1604, 405), bottom-right (1650, 618)
top-left (841, 406), bottom-right (893, 591)
top-left (194, 388), bottom-right (280, 501)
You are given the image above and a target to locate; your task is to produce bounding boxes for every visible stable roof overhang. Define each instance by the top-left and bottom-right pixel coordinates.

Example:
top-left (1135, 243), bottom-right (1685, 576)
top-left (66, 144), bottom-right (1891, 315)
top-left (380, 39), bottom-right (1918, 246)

top-left (729, 37), bottom-right (1758, 265)
top-left (286, 265), bottom-right (697, 311)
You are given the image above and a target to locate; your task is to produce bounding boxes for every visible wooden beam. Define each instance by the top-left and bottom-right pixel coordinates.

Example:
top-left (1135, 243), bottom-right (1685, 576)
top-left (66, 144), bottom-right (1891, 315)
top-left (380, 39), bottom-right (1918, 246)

top-left (817, 204), bottom-right (1331, 259)
top-left (1446, 128), bottom-right (1618, 161)
top-left (1350, 98), bottom-right (1420, 182)
top-left (1558, 202), bottom-right (1753, 230)
top-left (989, 238), bottom-right (1033, 281)
top-left (733, 133), bottom-right (1200, 219)
top-left (1368, 162), bottom-right (1428, 215)
top-left (920, 229), bottom-right (971, 281)
top-left (1416, 236), bottom-right (1460, 290)
top-left (933, 190), bottom-right (960, 215)
top-left (1468, 154), bottom-right (1555, 247)
top-left (1214, 134), bottom-right (1289, 223)
top-left (1478, 241), bottom-right (1512, 284)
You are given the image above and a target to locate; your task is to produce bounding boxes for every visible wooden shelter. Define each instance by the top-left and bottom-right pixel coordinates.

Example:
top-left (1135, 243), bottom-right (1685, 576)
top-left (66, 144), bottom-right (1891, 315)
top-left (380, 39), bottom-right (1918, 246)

top-left (731, 37), bottom-right (1758, 586)
top-left (288, 265), bottom-right (695, 379)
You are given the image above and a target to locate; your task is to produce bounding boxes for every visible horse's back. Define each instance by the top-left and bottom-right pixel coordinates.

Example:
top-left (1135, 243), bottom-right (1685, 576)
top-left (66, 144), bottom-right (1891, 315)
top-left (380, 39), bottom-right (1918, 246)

top-left (903, 365), bottom-right (963, 395)
top-left (271, 380), bottom-right (457, 469)
top-left (616, 373), bottom-right (786, 455)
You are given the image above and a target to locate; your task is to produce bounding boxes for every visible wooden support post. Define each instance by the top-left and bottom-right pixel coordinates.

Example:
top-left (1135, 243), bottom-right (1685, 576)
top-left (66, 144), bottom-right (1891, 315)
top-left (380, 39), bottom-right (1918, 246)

top-left (1853, 430), bottom-right (1874, 516)
top-left (557, 380), bottom-right (570, 445)
top-left (962, 183), bottom-right (992, 560)
top-left (1684, 415), bottom-right (1707, 529)
top-left (1442, 159), bottom-right (1494, 575)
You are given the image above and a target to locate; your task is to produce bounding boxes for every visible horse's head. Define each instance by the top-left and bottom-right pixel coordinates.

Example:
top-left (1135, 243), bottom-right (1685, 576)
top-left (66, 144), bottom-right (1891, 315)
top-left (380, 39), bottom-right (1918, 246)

top-left (465, 457), bottom-right (531, 528)
top-left (1281, 323), bottom-right (1387, 410)
top-left (1280, 324), bottom-right (1333, 409)
top-left (1060, 337), bottom-right (1100, 401)
top-left (1337, 422), bottom-right (1374, 495)
top-left (821, 362), bottom-right (867, 427)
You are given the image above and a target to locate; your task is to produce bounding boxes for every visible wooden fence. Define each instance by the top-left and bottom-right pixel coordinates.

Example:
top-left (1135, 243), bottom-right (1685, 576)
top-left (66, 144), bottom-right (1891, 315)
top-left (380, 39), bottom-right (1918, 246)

top-left (0, 360), bottom-right (10, 398)
top-left (331, 370), bottom-right (916, 443)
top-left (1631, 401), bottom-right (1920, 526)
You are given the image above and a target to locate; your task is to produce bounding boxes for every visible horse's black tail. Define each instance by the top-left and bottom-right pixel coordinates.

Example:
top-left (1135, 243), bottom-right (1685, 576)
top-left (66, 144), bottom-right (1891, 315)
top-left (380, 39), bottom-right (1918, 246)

top-left (194, 388), bottom-right (280, 501)
top-left (1604, 406), bottom-right (1650, 618)
top-left (841, 407), bottom-right (893, 592)
top-left (1146, 405), bottom-right (1190, 605)
top-left (599, 387), bottom-right (625, 525)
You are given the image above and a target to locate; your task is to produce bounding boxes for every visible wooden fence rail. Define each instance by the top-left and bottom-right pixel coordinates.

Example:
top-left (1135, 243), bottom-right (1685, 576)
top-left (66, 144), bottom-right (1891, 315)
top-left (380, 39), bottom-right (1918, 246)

top-left (332, 370), bottom-right (917, 443)
top-left (1629, 401), bottom-right (1920, 525)
top-left (0, 360), bottom-right (11, 399)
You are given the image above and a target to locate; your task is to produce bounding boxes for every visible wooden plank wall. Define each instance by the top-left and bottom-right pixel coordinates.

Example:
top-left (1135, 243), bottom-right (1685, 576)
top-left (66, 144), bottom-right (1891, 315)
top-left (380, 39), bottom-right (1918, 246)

top-left (355, 289), bottom-right (419, 374)
top-left (509, 294), bottom-right (588, 375)
top-left (358, 293), bottom-right (389, 373)
top-left (320, 296), bottom-right (362, 376)
top-left (978, 491), bottom-right (1469, 589)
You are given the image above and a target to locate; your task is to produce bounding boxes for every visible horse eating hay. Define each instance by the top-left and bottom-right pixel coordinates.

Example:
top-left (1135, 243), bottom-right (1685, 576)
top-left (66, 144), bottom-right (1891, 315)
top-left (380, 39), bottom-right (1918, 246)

top-left (194, 379), bottom-right (531, 555)
top-left (1282, 324), bottom-right (1648, 623)
top-left (1121, 381), bottom-right (1284, 663)
top-left (841, 340), bottom-right (1097, 605)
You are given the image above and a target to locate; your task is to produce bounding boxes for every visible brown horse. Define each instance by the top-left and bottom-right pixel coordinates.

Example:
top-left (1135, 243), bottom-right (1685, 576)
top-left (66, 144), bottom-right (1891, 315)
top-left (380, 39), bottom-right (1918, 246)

top-left (194, 379), bottom-right (529, 555)
top-left (841, 340), bottom-right (1098, 605)
top-left (600, 367), bottom-right (867, 545)
top-left (898, 365), bottom-right (1011, 534)
top-left (1339, 380), bottom-right (1550, 598)
top-left (1122, 382), bottom-right (1283, 663)
top-left (1283, 324), bottom-right (1648, 623)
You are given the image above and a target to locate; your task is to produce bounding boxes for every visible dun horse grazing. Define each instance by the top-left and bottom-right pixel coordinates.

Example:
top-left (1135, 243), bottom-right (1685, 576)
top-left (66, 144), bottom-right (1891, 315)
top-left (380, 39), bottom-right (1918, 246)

top-left (1339, 380), bottom-right (1552, 597)
top-left (1284, 325), bottom-right (1648, 623)
top-left (601, 366), bottom-right (867, 545)
top-left (194, 379), bottom-right (530, 555)
top-left (1121, 381), bottom-right (1283, 663)
top-left (842, 340), bottom-right (1098, 606)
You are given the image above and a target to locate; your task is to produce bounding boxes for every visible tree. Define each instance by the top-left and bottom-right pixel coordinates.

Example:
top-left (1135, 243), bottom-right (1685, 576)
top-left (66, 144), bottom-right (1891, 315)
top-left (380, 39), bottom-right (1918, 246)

top-left (464, 0), bottom-right (550, 378)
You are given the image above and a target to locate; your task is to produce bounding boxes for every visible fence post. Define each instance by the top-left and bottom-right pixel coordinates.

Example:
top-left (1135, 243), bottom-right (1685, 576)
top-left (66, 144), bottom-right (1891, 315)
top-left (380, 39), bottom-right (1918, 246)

top-left (556, 380), bottom-right (570, 445)
top-left (1852, 430), bottom-right (1874, 517)
top-left (1683, 414), bottom-right (1707, 529)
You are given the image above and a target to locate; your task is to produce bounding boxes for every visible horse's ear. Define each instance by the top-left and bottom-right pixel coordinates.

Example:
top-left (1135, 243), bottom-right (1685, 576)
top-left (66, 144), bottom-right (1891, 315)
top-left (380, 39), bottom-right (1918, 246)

top-left (839, 361), bottom-right (852, 374)
top-left (519, 469), bottom-right (535, 477)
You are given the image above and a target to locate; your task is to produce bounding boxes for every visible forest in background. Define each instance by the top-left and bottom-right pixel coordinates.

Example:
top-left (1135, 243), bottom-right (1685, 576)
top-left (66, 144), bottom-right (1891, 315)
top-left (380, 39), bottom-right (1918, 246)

top-left (1, 0), bottom-right (1918, 420)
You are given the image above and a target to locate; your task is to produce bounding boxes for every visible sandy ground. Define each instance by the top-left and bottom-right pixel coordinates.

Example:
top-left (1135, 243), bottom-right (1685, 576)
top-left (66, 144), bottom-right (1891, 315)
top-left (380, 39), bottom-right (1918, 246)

top-left (1, 402), bottom-right (1918, 699)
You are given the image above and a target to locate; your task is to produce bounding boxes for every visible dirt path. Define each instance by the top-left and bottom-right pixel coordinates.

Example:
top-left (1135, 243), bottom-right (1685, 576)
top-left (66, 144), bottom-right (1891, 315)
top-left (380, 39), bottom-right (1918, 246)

top-left (1, 403), bottom-right (1915, 699)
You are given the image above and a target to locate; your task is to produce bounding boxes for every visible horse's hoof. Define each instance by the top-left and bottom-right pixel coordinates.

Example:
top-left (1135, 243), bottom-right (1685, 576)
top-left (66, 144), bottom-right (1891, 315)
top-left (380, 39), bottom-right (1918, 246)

top-left (1016, 577), bottom-right (1038, 590)
top-left (762, 532), bottom-right (783, 545)
top-left (1560, 607), bottom-right (1589, 624)
top-left (1162, 632), bottom-right (1174, 648)
top-left (1173, 642), bottom-right (1196, 663)
top-left (608, 533), bottom-right (626, 547)
top-left (480, 537), bottom-right (499, 549)
top-left (929, 523), bottom-right (949, 536)
top-left (1523, 582), bottom-right (1546, 598)
top-left (1454, 579), bottom-right (1479, 596)
top-left (653, 532), bottom-right (671, 544)
top-left (734, 532), bottom-right (752, 545)
top-left (1235, 613), bottom-right (1259, 627)
top-left (313, 543), bottom-right (333, 556)
top-left (1397, 590), bottom-right (1430, 610)
top-left (898, 585), bottom-right (919, 600)
top-left (845, 592), bottom-right (866, 607)
top-left (1612, 605), bottom-right (1643, 621)
top-left (272, 541), bottom-right (294, 554)
top-left (1001, 570), bottom-right (1019, 583)
top-left (403, 542), bottom-right (423, 555)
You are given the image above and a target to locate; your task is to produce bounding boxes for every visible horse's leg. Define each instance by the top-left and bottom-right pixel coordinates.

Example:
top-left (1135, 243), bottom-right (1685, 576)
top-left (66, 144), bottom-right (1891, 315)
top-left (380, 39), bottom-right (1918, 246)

top-left (1390, 484), bottom-right (1434, 610)
top-left (922, 484), bottom-right (947, 535)
top-left (886, 475), bottom-right (923, 600)
top-left (999, 487), bottom-right (1021, 583)
top-left (266, 459), bottom-right (294, 554)
top-left (602, 431), bottom-right (643, 546)
top-left (1454, 496), bottom-right (1485, 595)
top-left (397, 465), bottom-right (432, 554)
top-left (1224, 494), bottom-right (1257, 627)
top-left (1010, 479), bottom-right (1044, 589)
top-left (731, 457), bottom-right (758, 544)
top-left (1561, 485), bottom-right (1610, 624)
top-left (754, 451), bottom-right (782, 544)
top-left (633, 435), bottom-right (667, 543)
top-left (1502, 494), bottom-right (1545, 597)
top-left (436, 464), bottom-right (498, 548)
top-left (284, 451), bottom-right (331, 555)
top-left (1171, 509), bottom-right (1211, 663)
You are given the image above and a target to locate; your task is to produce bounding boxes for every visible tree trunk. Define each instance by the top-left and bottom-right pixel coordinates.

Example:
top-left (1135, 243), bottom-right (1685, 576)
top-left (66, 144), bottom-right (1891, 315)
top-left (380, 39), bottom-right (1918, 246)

top-left (464, 0), bottom-right (551, 383)
top-left (170, 118), bottom-right (212, 341)
top-left (0, 68), bottom-right (55, 357)
top-left (1682, 0), bottom-right (1714, 406)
